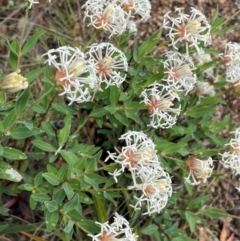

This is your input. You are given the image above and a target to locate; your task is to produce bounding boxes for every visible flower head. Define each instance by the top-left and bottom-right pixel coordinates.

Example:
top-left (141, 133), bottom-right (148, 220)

top-left (140, 82), bottom-right (180, 129)
top-left (130, 166), bottom-right (172, 215)
top-left (105, 131), bottom-right (158, 184)
top-left (162, 51), bottom-right (197, 93)
top-left (87, 42), bottom-right (128, 88)
top-left (195, 81), bottom-right (215, 97)
top-left (82, 0), bottom-right (128, 38)
top-left (222, 42), bottom-right (240, 85)
top-left (42, 46), bottom-right (97, 105)
top-left (185, 156), bottom-right (214, 185)
top-left (220, 128), bottom-right (240, 175)
top-left (88, 212), bottom-right (138, 241)
top-left (118, 0), bottom-right (151, 22)
top-left (0, 70), bottom-right (28, 93)
top-left (163, 7), bottom-right (211, 55)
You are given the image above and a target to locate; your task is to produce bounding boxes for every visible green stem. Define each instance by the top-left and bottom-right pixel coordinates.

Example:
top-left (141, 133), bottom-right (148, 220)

top-left (1, 86), bottom-right (55, 140)
top-left (83, 30), bottom-right (98, 51)
top-left (17, 7), bottom-right (29, 69)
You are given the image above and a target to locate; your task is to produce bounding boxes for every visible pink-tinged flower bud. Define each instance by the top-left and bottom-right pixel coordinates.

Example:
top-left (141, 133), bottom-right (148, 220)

top-left (185, 156), bottom-right (214, 185)
top-left (0, 70), bottom-right (28, 93)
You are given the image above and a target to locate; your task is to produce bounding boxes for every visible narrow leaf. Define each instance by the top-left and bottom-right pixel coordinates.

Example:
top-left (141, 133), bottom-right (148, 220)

top-left (32, 140), bottom-right (55, 152)
top-left (2, 147), bottom-right (27, 160)
top-left (22, 31), bottom-right (45, 54)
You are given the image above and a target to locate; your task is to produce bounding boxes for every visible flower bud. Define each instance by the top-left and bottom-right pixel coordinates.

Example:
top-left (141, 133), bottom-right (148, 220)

top-left (0, 70), bottom-right (28, 93)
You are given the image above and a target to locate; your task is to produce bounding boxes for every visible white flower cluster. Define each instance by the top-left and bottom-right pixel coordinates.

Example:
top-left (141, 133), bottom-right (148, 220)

top-left (195, 81), bottom-right (215, 97)
top-left (89, 212), bottom-right (138, 241)
top-left (185, 157), bottom-right (214, 185)
top-left (106, 131), bottom-right (172, 215)
top-left (82, 0), bottom-right (151, 37)
top-left (220, 128), bottom-right (240, 176)
top-left (42, 43), bottom-right (128, 105)
top-left (140, 83), bottom-right (181, 129)
top-left (163, 7), bottom-right (212, 55)
top-left (222, 42), bottom-right (240, 85)
top-left (162, 51), bottom-right (197, 93)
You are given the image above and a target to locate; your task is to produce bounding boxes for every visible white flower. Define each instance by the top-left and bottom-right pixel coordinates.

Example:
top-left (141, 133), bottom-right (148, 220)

top-left (118, 0), bottom-right (151, 22)
top-left (140, 82), bottom-right (180, 129)
top-left (129, 166), bottom-right (172, 215)
top-left (82, 0), bottom-right (128, 38)
top-left (220, 128), bottom-right (240, 175)
top-left (163, 7), bottom-right (211, 55)
top-left (88, 212), bottom-right (138, 241)
top-left (185, 157), bottom-right (214, 185)
top-left (222, 42), bottom-right (240, 85)
top-left (195, 81), bottom-right (215, 97)
top-left (105, 131), bottom-right (159, 184)
top-left (42, 46), bottom-right (97, 105)
top-left (87, 42), bottom-right (128, 88)
top-left (162, 51), bottom-right (197, 93)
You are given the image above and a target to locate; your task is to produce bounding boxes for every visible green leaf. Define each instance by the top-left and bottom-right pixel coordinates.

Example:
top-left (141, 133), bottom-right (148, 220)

top-left (58, 114), bottom-right (72, 148)
top-left (22, 31), bottom-right (45, 54)
top-left (25, 67), bottom-right (45, 83)
top-left (63, 195), bottom-right (79, 213)
top-left (142, 224), bottom-right (158, 235)
top-left (137, 29), bottom-right (161, 60)
top-left (155, 138), bottom-right (187, 155)
top-left (59, 150), bottom-right (78, 165)
top-left (2, 147), bottom-right (27, 160)
top-left (0, 145), bottom-right (3, 155)
top-left (104, 105), bottom-right (118, 115)
top-left (56, 164), bottom-right (67, 182)
top-left (34, 172), bottom-right (43, 186)
top-left (63, 220), bottom-right (74, 234)
top-left (45, 210), bottom-right (59, 232)
top-left (76, 219), bottom-right (100, 233)
top-left (15, 88), bottom-right (30, 116)
top-left (113, 111), bottom-right (129, 126)
top-left (0, 161), bottom-right (22, 182)
top-left (90, 107), bottom-right (108, 117)
top-left (32, 140), bottom-right (55, 152)
top-left (9, 39), bottom-right (19, 70)
top-left (186, 106), bottom-right (215, 118)
top-left (31, 193), bottom-right (51, 202)
top-left (187, 195), bottom-right (209, 209)
top-left (2, 109), bottom-right (16, 130)
top-left (210, 6), bottom-right (219, 25)
top-left (0, 90), bottom-right (6, 104)
top-left (42, 173), bottom-right (60, 186)
top-left (201, 207), bottom-right (229, 219)
top-left (103, 191), bottom-right (118, 206)
top-left (0, 221), bottom-right (8, 231)
top-left (185, 211), bottom-right (198, 233)
top-left (10, 126), bottom-right (44, 139)
top-left (52, 188), bottom-right (65, 203)
top-left (84, 176), bottom-right (98, 190)
top-left (52, 103), bottom-right (72, 115)
top-left (0, 33), bottom-right (18, 54)
top-left (44, 200), bottom-right (58, 213)
top-left (62, 182), bottom-right (74, 200)
top-left (109, 86), bottom-right (119, 105)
